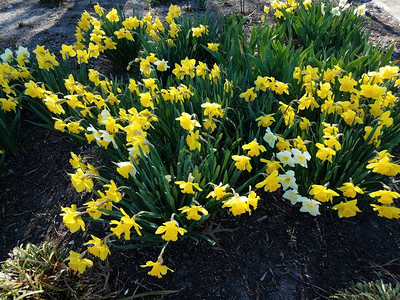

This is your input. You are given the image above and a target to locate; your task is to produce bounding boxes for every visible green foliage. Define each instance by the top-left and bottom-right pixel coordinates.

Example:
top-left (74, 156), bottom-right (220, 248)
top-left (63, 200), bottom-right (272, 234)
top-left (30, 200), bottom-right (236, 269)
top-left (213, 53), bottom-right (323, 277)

top-left (333, 281), bottom-right (400, 300)
top-left (4, 0), bottom-right (400, 277)
top-left (198, 0), bottom-right (207, 10)
top-left (96, 8), bottom-right (143, 70)
top-left (0, 108), bottom-right (20, 155)
top-left (140, 13), bottom-right (219, 81)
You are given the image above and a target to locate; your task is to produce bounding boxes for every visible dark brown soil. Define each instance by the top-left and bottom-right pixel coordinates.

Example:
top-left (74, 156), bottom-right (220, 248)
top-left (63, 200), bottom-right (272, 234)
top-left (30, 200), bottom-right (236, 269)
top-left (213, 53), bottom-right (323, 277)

top-left (0, 112), bottom-right (93, 259)
top-left (108, 197), bottom-right (400, 299)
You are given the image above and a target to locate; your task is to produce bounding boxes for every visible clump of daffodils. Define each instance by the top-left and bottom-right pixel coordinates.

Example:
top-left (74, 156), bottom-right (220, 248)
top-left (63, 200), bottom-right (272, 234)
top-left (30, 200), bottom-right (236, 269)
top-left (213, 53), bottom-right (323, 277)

top-left (7, 1), bottom-right (400, 280)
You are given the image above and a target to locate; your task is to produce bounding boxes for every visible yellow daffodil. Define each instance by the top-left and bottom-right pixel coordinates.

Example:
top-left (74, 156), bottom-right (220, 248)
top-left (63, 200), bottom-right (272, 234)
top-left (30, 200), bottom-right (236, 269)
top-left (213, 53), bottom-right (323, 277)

top-left (332, 200), bottom-right (361, 218)
top-left (256, 114), bottom-right (275, 127)
top-left (338, 182), bottom-right (364, 198)
top-left (60, 204), bottom-right (85, 233)
top-left (255, 170), bottom-right (282, 192)
top-left (155, 220), bottom-right (187, 241)
top-left (110, 208), bottom-right (143, 240)
top-left (371, 204), bottom-right (400, 219)
top-left (141, 260), bottom-right (174, 278)
top-left (239, 87), bottom-right (256, 102)
top-left (232, 155), bottom-right (252, 172)
top-left (242, 140), bottom-right (266, 157)
top-left (369, 190), bottom-right (400, 204)
top-left (84, 235), bottom-right (111, 260)
top-left (309, 185), bottom-right (339, 203)
top-left (179, 205), bottom-right (208, 220)
top-left (207, 183), bottom-right (229, 200)
top-left (66, 251), bottom-right (93, 274)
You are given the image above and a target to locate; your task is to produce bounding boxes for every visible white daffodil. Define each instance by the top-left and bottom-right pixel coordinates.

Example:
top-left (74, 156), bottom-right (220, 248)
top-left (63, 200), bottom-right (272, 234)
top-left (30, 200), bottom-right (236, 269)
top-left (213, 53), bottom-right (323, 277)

top-left (279, 170), bottom-right (298, 190)
top-left (99, 130), bottom-right (118, 149)
top-left (299, 198), bottom-right (321, 216)
top-left (292, 148), bottom-right (311, 168)
top-left (263, 127), bottom-right (278, 148)
top-left (1, 49), bottom-right (13, 62)
top-left (100, 109), bottom-right (112, 124)
top-left (283, 189), bottom-right (299, 205)
top-left (355, 4), bottom-right (366, 16)
top-left (16, 46), bottom-right (30, 59)
top-left (87, 125), bottom-right (101, 141)
top-left (331, 6), bottom-right (340, 16)
top-left (276, 150), bottom-right (295, 167)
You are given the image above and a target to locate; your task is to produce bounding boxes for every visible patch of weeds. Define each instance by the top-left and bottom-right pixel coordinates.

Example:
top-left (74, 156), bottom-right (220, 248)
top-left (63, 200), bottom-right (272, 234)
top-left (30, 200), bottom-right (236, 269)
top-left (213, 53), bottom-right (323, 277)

top-left (17, 22), bottom-right (35, 28)
top-left (0, 242), bottom-right (117, 299)
top-left (333, 281), bottom-right (400, 299)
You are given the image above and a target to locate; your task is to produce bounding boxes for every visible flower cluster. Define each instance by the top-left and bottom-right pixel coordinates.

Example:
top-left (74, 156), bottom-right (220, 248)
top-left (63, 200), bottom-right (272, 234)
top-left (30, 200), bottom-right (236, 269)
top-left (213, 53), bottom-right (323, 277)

top-left (5, 0), bottom-right (400, 279)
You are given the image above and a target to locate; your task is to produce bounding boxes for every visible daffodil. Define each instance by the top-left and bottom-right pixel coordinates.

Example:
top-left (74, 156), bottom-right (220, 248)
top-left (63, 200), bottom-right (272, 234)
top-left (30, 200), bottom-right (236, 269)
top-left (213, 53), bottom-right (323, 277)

top-left (315, 143), bottom-right (336, 162)
top-left (370, 204), bottom-right (400, 219)
top-left (222, 193), bottom-right (251, 216)
top-left (106, 8), bottom-right (119, 22)
top-left (283, 189), bottom-right (299, 205)
top-left (276, 137), bottom-right (291, 152)
top-left (242, 140), bottom-right (266, 157)
top-left (141, 260), bottom-right (174, 278)
top-left (276, 150), bottom-right (295, 167)
top-left (116, 161), bottom-right (136, 178)
top-left (255, 170), bottom-right (282, 192)
top-left (279, 170), bottom-right (298, 190)
top-left (60, 205), bottom-right (85, 233)
top-left (339, 75), bottom-right (357, 92)
top-left (175, 177), bottom-right (203, 194)
top-left (66, 251), bottom-right (93, 274)
top-left (70, 168), bottom-right (94, 193)
top-left (207, 183), bottom-right (229, 200)
top-left (207, 43), bottom-right (219, 51)
top-left (69, 152), bottom-right (86, 170)
top-left (366, 156), bottom-right (400, 176)
top-left (176, 112), bottom-right (201, 132)
top-left (299, 117), bottom-right (310, 130)
top-left (239, 87), bottom-right (256, 102)
top-left (260, 159), bottom-right (283, 174)
top-left (309, 185), bottom-right (339, 203)
top-left (256, 114), bottom-right (275, 127)
top-left (291, 148), bottom-right (311, 168)
top-left (263, 127), bottom-right (278, 148)
top-left (299, 198), bottom-right (321, 216)
top-left (155, 220), bottom-right (187, 241)
top-left (201, 102), bottom-right (224, 118)
top-left (84, 235), bottom-right (111, 260)
top-left (332, 200), bottom-right (361, 218)
top-left (179, 205), bottom-right (208, 220)
top-left (369, 190), bottom-right (400, 204)
top-left (110, 208), bottom-right (142, 240)
top-left (338, 182), bottom-right (364, 198)
top-left (232, 155), bottom-right (252, 172)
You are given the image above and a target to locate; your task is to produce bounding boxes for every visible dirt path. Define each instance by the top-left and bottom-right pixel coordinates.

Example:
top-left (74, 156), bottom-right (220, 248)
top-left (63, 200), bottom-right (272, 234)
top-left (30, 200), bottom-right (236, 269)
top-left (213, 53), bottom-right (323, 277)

top-left (0, 0), bottom-right (399, 59)
top-left (372, 0), bottom-right (400, 22)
